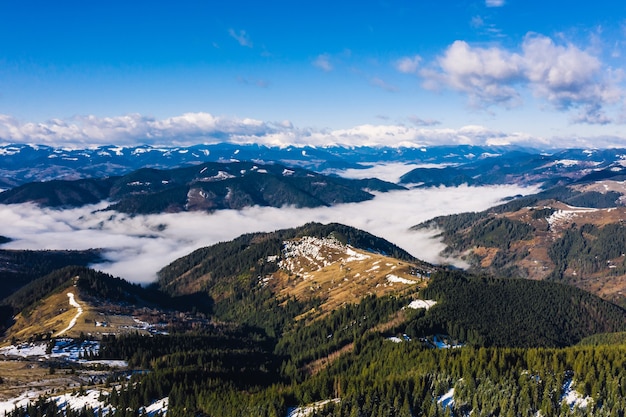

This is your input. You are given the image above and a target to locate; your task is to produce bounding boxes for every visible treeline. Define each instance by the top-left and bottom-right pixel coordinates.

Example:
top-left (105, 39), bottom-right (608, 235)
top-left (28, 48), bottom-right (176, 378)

top-left (276, 295), bottom-right (408, 375)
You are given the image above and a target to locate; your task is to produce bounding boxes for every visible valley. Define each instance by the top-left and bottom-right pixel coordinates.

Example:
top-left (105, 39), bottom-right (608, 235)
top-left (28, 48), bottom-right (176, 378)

top-left (3, 145), bottom-right (626, 416)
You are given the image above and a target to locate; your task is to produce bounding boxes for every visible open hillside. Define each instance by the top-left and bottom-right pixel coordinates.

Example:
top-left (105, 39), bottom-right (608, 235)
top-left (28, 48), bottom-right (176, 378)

top-left (0, 266), bottom-right (213, 342)
top-left (157, 222), bottom-right (434, 333)
top-left (0, 161), bottom-right (403, 214)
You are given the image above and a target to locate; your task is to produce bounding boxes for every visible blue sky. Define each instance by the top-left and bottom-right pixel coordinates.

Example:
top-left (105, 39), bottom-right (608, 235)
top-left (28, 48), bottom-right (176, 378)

top-left (1, 0), bottom-right (626, 148)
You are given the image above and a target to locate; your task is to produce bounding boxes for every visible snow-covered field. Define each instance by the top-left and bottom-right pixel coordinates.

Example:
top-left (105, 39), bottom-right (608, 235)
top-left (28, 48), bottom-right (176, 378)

top-left (386, 274), bottom-right (418, 285)
top-left (547, 206), bottom-right (599, 229)
top-left (0, 339), bottom-right (126, 366)
top-left (437, 387), bottom-right (455, 410)
top-left (0, 390), bottom-right (168, 416)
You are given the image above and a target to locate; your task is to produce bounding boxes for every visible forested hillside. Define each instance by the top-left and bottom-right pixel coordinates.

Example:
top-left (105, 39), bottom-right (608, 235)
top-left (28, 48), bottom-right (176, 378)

top-left (4, 222), bottom-right (626, 416)
top-left (0, 248), bottom-right (103, 300)
top-left (0, 161), bottom-right (403, 213)
top-left (414, 271), bottom-right (626, 347)
top-left (413, 178), bottom-right (626, 306)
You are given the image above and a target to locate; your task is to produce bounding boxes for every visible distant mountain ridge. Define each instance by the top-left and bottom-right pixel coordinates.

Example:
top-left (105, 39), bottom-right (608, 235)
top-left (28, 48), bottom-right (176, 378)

top-left (0, 143), bottom-right (515, 189)
top-left (4, 143), bottom-right (626, 191)
top-left (0, 161), bottom-right (403, 213)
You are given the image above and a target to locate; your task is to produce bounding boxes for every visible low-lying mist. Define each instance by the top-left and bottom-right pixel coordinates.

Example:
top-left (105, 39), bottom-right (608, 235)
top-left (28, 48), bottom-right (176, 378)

top-left (0, 184), bottom-right (537, 284)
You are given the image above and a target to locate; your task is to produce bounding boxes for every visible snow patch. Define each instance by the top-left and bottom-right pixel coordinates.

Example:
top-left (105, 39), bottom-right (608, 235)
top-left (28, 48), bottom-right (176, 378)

top-left (386, 274), bottom-right (416, 284)
top-left (561, 378), bottom-right (592, 410)
top-left (142, 397), bottom-right (169, 416)
top-left (407, 299), bottom-right (437, 310)
top-left (437, 388), bottom-right (455, 410)
top-left (287, 398), bottom-right (340, 417)
top-left (547, 206), bottom-right (599, 229)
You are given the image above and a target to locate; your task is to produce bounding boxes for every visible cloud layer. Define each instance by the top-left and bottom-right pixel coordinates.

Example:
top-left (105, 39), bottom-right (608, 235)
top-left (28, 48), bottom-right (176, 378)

top-left (0, 184), bottom-right (536, 284)
top-left (413, 34), bottom-right (623, 123)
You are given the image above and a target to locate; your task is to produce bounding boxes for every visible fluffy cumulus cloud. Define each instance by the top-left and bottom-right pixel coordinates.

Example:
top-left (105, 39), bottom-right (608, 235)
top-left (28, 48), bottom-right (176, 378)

top-left (410, 33), bottom-right (623, 123)
top-left (0, 111), bottom-right (584, 148)
top-left (421, 40), bottom-right (523, 107)
top-left (0, 113), bottom-right (283, 147)
top-left (0, 184), bottom-right (536, 283)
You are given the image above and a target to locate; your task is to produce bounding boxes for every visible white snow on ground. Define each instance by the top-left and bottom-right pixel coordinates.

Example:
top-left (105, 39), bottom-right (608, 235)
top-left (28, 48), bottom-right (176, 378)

top-left (386, 274), bottom-right (417, 284)
top-left (0, 391), bottom-right (167, 416)
top-left (430, 335), bottom-right (463, 349)
top-left (0, 339), bottom-right (127, 367)
top-left (211, 171), bottom-right (235, 180)
top-left (55, 292), bottom-right (83, 337)
top-left (553, 159), bottom-right (581, 167)
top-left (0, 391), bottom-right (41, 415)
top-left (142, 397), bottom-right (169, 416)
top-left (279, 236), bottom-right (377, 272)
top-left (287, 399), bottom-right (341, 417)
top-left (344, 247), bottom-right (370, 262)
top-left (561, 378), bottom-right (592, 410)
top-left (407, 299), bottom-right (437, 310)
top-left (0, 342), bottom-right (48, 357)
top-left (437, 388), bottom-right (455, 410)
top-left (55, 390), bottom-right (112, 415)
top-left (547, 206), bottom-right (599, 229)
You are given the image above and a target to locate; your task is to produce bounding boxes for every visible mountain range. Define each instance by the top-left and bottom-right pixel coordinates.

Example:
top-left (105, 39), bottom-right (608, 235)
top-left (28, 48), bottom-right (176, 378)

top-left (4, 143), bottom-right (626, 190)
top-left (0, 161), bottom-right (402, 213)
top-left (6, 143), bottom-right (626, 416)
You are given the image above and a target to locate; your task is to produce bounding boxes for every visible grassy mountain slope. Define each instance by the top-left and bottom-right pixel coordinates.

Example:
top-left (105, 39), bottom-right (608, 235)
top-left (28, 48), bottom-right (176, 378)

top-left (0, 266), bottom-right (211, 342)
top-left (157, 222), bottom-right (433, 336)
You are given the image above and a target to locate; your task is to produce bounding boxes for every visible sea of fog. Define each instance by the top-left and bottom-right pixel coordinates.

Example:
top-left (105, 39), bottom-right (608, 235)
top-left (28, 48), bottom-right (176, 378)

top-left (0, 181), bottom-right (538, 284)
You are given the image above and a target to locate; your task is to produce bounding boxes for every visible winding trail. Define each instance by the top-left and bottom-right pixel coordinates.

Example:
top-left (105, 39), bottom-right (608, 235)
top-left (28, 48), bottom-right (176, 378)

top-left (54, 292), bottom-right (83, 337)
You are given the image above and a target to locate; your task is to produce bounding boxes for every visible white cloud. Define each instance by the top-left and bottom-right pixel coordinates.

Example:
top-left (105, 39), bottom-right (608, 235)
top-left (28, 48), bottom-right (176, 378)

top-left (485, 0), bottom-right (505, 7)
top-left (0, 184), bottom-right (537, 284)
top-left (395, 55), bottom-right (422, 74)
top-left (313, 54), bottom-right (333, 72)
top-left (421, 40), bottom-right (523, 108)
top-left (1, 111), bottom-right (617, 149)
top-left (324, 163), bottom-right (444, 183)
top-left (419, 33), bottom-right (623, 123)
top-left (228, 29), bottom-right (253, 47)
top-left (521, 34), bottom-right (621, 114)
